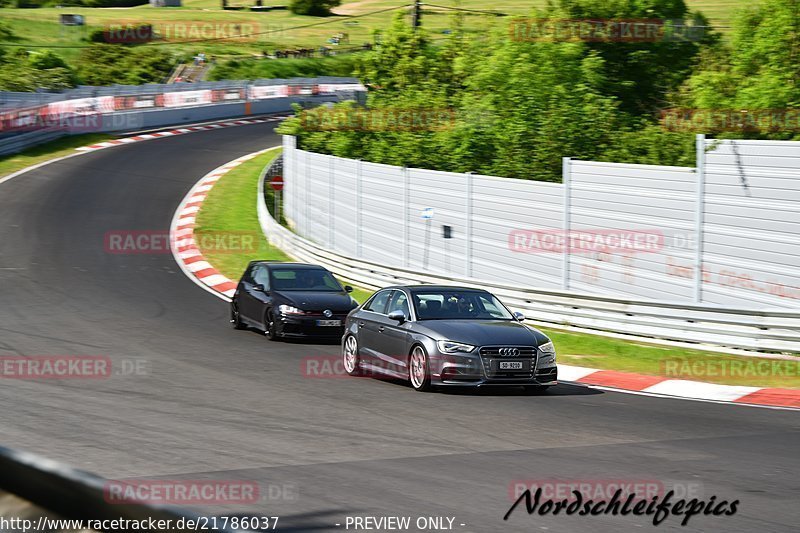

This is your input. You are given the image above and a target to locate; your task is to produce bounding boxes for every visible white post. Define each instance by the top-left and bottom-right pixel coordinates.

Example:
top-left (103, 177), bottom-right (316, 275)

top-left (466, 171), bottom-right (474, 278)
top-left (304, 150), bottom-right (309, 238)
top-left (403, 166), bottom-right (410, 268)
top-left (329, 155), bottom-right (335, 248)
top-left (356, 159), bottom-right (362, 257)
top-left (562, 157), bottom-right (571, 290)
top-left (694, 134), bottom-right (706, 303)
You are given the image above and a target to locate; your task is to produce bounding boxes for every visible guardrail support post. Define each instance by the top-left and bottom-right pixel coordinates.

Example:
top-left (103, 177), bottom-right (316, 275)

top-left (694, 134), bottom-right (706, 303)
top-left (562, 157), bottom-right (572, 290)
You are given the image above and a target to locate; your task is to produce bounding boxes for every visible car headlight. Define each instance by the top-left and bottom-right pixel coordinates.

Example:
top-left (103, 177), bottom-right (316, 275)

top-left (437, 340), bottom-right (475, 353)
top-left (278, 304), bottom-right (305, 315)
top-left (538, 341), bottom-right (556, 363)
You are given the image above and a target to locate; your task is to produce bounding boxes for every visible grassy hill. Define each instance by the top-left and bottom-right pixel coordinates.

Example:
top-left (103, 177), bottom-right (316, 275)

top-left (0, 0), bottom-right (745, 65)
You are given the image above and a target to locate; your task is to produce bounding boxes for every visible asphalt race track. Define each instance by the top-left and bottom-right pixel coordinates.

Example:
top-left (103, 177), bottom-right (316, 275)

top-left (1, 122), bottom-right (798, 532)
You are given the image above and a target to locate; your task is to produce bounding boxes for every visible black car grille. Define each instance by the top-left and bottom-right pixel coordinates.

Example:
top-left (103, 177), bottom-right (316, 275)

top-left (479, 346), bottom-right (538, 379)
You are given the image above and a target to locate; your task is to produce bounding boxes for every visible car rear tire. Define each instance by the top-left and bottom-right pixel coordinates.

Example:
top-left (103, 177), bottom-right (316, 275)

top-left (409, 345), bottom-right (432, 392)
top-left (343, 335), bottom-right (361, 376)
top-left (230, 304), bottom-right (246, 330)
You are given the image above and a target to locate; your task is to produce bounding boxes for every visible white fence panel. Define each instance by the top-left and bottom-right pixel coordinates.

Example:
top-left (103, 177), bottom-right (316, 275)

top-left (568, 161), bottom-right (697, 301)
top-left (702, 140), bottom-right (800, 308)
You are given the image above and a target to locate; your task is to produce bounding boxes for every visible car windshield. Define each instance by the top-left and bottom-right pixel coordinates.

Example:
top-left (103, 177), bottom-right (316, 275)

top-left (412, 290), bottom-right (514, 320)
top-left (270, 268), bottom-right (344, 291)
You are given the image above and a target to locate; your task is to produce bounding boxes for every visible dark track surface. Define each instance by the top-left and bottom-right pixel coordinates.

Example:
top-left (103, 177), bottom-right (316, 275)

top-left (0, 123), bottom-right (797, 532)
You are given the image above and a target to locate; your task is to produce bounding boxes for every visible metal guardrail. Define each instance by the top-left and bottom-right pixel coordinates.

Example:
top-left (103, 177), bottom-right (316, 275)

top-left (257, 156), bottom-right (800, 354)
top-left (0, 446), bottom-right (335, 532)
top-left (0, 129), bottom-right (66, 157)
top-left (0, 446), bottom-right (247, 532)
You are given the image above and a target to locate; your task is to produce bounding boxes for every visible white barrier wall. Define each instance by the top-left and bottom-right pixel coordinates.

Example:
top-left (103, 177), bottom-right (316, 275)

top-left (282, 135), bottom-right (800, 310)
top-left (700, 140), bottom-right (800, 307)
top-left (566, 161), bottom-right (697, 302)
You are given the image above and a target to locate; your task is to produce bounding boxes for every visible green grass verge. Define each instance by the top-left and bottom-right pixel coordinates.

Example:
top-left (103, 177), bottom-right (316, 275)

top-left (542, 326), bottom-right (799, 389)
top-left (194, 146), bottom-right (799, 390)
top-left (0, 133), bottom-right (112, 180)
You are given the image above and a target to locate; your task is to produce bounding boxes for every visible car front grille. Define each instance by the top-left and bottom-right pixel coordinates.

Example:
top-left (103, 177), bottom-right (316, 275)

top-left (479, 346), bottom-right (538, 379)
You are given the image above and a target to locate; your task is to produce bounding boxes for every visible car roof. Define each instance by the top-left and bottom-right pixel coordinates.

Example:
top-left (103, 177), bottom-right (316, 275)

top-left (387, 285), bottom-right (490, 293)
top-left (250, 261), bottom-right (327, 270)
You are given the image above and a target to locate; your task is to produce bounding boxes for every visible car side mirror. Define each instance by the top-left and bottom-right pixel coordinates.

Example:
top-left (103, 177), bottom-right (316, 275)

top-left (344, 285), bottom-right (353, 293)
top-left (387, 310), bottom-right (406, 323)
top-left (253, 284), bottom-right (266, 292)
top-left (513, 311), bottom-right (525, 322)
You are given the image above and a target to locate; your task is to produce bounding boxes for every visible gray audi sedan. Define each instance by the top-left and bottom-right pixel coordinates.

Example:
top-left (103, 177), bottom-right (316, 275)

top-left (341, 285), bottom-right (557, 392)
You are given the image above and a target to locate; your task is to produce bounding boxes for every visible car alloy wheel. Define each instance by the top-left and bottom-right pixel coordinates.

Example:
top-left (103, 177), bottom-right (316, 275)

top-left (409, 345), bottom-right (432, 392)
top-left (343, 335), bottom-right (360, 376)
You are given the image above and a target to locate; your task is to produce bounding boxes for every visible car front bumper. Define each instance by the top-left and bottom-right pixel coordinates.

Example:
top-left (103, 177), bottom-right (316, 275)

top-left (428, 350), bottom-right (557, 387)
top-left (277, 314), bottom-right (347, 338)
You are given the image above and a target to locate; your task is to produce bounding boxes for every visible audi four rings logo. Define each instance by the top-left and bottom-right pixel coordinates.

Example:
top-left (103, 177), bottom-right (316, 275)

top-left (323, 309), bottom-right (333, 318)
top-left (499, 348), bottom-right (520, 356)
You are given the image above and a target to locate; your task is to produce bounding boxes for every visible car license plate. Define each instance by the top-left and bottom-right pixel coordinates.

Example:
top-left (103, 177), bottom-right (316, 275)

top-left (316, 319), bottom-right (341, 327)
top-left (499, 361), bottom-right (524, 370)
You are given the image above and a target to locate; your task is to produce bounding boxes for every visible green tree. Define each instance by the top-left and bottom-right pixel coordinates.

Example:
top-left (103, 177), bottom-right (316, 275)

top-left (676, 0), bottom-right (800, 138)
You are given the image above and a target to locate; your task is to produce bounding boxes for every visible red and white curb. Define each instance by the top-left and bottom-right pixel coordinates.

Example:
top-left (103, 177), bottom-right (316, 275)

top-left (75, 116), bottom-right (290, 153)
top-left (169, 147), bottom-right (279, 301)
top-left (559, 364), bottom-right (800, 410)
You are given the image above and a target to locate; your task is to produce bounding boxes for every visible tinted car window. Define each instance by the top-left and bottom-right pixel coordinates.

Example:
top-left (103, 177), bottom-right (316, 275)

top-left (413, 290), bottom-right (514, 320)
top-left (252, 265), bottom-right (270, 288)
top-left (387, 291), bottom-right (411, 317)
top-left (364, 290), bottom-right (392, 314)
top-left (270, 268), bottom-right (343, 291)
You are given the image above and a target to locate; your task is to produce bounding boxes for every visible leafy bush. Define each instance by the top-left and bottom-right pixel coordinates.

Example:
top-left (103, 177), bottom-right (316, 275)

top-left (289, 0), bottom-right (340, 17)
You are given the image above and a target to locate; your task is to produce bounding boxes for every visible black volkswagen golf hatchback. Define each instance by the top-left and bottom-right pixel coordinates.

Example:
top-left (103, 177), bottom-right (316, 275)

top-left (230, 261), bottom-right (358, 340)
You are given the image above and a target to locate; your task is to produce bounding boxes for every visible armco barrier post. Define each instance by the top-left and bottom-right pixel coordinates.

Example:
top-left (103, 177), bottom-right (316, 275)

top-left (694, 134), bottom-right (706, 303)
top-left (562, 157), bottom-right (571, 290)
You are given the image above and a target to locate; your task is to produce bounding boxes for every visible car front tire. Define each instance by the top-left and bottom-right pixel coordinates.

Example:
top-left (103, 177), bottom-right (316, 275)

top-left (230, 303), bottom-right (246, 330)
top-left (343, 335), bottom-right (361, 376)
top-left (265, 309), bottom-right (280, 341)
top-left (409, 345), bottom-right (432, 392)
